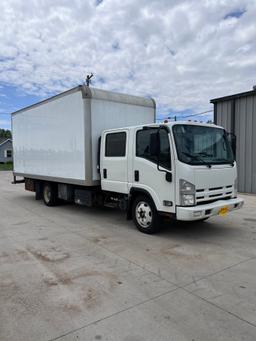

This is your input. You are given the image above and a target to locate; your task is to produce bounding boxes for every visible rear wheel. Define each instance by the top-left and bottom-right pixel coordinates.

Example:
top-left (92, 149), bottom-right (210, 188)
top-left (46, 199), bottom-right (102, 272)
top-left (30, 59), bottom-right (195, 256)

top-left (132, 195), bottom-right (160, 234)
top-left (43, 182), bottom-right (58, 206)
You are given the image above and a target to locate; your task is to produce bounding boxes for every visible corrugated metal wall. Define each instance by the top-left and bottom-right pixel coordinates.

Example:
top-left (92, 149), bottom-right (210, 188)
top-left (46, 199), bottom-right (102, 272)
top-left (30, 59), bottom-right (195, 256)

top-left (216, 100), bottom-right (232, 132)
top-left (214, 94), bottom-right (256, 193)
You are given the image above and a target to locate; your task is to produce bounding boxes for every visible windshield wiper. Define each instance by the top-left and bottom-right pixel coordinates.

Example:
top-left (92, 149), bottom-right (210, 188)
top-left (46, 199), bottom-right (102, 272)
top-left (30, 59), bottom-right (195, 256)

top-left (181, 151), bottom-right (212, 168)
top-left (215, 158), bottom-right (235, 167)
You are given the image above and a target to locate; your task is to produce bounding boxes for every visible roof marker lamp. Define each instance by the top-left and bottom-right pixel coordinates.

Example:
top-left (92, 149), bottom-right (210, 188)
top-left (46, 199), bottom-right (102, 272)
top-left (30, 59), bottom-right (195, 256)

top-left (180, 179), bottom-right (195, 206)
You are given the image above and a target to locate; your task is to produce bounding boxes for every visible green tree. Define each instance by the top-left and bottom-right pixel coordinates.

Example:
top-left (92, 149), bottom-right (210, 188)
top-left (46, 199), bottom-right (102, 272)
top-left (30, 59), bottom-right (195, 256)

top-left (0, 129), bottom-right (12, 139)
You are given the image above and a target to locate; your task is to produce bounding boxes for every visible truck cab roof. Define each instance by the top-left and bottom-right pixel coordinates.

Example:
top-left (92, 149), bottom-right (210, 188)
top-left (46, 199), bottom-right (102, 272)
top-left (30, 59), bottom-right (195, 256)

top-left (103, 121), bottom-right (224, 134)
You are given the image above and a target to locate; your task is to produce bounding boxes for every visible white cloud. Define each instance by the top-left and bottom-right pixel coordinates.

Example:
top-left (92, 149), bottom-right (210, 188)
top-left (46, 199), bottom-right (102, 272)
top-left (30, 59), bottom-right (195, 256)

top-left (0, 0), bottom-right (256, 114)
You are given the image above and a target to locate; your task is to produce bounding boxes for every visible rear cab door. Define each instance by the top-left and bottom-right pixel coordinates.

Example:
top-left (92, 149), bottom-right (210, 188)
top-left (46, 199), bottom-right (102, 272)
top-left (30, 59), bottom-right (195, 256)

top-left (101, 129), bottom-right (129, 194)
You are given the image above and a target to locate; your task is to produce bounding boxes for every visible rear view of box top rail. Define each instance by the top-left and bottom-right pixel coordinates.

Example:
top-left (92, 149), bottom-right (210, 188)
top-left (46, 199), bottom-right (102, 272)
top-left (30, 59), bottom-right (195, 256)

top-left (12, 85), bottom-right (156, 186)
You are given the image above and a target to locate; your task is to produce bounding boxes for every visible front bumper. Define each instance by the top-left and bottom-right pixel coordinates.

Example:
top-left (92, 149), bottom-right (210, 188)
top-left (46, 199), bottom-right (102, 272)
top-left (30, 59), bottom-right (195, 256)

top-left (176, 197), bottom-right (244, 221)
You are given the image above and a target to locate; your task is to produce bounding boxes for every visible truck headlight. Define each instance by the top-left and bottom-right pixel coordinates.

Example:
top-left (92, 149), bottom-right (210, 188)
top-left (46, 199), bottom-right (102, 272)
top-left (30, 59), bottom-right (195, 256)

top-left (180, 179), bottom-right (195, 206)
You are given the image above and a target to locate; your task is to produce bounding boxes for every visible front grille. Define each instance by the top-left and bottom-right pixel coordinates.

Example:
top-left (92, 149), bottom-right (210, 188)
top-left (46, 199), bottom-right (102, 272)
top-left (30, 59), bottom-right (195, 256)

top-left (197, 196), bottom-right (232, 206)
top-left (196, 185), bottom-right (234, 204)
top-left (209, 193), bottom-right (222, 198)
top-left (209, 186), bottom-right (223, 191)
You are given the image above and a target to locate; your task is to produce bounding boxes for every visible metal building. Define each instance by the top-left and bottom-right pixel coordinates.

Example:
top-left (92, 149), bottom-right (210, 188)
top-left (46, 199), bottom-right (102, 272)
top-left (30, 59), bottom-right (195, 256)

top-left (211, 88), bottom-right (256, 194)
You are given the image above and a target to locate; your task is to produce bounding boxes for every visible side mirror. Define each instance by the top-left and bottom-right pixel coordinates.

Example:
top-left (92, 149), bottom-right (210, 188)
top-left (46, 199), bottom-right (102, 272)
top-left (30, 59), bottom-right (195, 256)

top-left (149, 132), bottom-right (159, 157)
top-left (227, 133), bottom-right (236, 159)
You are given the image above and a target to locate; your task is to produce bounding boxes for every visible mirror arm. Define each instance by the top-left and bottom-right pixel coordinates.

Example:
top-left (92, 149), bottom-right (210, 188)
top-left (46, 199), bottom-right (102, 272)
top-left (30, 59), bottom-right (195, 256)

top-left (156, 127), bottom-right (164, 172)
top-left (156, 127), bottom-right (172, 182)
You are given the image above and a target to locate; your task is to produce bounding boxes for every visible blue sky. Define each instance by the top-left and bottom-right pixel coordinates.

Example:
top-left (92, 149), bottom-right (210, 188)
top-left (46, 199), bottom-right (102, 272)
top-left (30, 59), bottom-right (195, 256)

top-left (0, 85), bottom-right (42, 129)
top-left (1, 0), bottom-right (255, 130)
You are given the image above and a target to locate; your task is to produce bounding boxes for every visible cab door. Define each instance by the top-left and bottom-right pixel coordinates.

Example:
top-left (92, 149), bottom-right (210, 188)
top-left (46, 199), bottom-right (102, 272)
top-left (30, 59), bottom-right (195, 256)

top-left (130, 127), bottom-right (175, 213)
top-left (101, 130), bottom-right (129, 194)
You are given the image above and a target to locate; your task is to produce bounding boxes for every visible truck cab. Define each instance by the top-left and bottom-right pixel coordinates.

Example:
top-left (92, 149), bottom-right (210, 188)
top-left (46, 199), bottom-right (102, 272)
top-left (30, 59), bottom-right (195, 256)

top-left (100, 121), bottom-right (244, 233)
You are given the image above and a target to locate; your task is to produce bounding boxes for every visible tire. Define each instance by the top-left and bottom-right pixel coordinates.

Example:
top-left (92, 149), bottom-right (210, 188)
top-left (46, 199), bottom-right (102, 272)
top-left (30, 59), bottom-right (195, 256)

top-left (132, 195), bottom-right (160, 234)
top-left (43, 182), bottom-right (58, 206)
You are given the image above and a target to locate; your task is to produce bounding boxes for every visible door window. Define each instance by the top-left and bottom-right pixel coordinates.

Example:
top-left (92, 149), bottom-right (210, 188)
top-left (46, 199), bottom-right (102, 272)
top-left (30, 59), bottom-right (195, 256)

top-left (105, 132), bottom-right (126, 157)
top-left (136, 128), bottom-right (171, 170)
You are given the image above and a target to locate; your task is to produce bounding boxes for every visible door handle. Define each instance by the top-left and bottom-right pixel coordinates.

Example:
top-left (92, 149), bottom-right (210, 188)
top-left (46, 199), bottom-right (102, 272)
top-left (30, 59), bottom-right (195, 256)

top-left (134, 170), bottom-right (139, 182)
top-left (103, 169), bottom-right (107, 179)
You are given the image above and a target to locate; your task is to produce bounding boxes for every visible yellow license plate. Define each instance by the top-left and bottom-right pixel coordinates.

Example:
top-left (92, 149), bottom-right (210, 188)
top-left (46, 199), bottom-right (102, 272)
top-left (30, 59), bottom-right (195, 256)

top-left (218, 206), bottom-right (229, 216)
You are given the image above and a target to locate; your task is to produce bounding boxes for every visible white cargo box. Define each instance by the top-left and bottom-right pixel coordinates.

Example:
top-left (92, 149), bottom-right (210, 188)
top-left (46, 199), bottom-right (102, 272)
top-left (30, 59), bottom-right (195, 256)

top-left (12, 85), bottom-right (155, 186)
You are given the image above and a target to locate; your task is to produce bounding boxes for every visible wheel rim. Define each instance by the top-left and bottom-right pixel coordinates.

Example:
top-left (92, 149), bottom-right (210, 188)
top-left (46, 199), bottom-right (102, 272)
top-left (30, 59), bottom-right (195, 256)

top-left (135, 201), bottom-right (152, 228)
top-left (43, 185), bottom-right (51, 203)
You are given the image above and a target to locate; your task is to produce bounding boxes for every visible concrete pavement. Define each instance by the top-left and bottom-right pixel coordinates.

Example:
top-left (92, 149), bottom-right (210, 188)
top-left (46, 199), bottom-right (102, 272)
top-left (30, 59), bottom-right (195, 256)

top-left (0, 171), bottom-right (256, 341)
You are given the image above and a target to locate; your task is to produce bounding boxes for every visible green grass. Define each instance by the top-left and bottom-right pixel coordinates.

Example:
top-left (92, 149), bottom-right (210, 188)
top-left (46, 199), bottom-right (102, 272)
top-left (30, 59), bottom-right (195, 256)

top-left (0, 162), bottom-right (13, 171)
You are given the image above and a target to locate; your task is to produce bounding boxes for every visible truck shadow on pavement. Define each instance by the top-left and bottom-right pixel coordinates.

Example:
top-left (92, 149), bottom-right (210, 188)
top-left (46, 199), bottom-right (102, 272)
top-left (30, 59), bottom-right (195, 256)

top-left (158, 218), bottom-right (236, 240)
top-left (13, 193), bottom-right (241, 242)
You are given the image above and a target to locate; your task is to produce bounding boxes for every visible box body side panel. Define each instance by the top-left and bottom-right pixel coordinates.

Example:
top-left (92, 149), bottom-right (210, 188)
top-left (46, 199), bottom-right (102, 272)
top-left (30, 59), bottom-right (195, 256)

top-left (12, 91), bottom-right (86, 181)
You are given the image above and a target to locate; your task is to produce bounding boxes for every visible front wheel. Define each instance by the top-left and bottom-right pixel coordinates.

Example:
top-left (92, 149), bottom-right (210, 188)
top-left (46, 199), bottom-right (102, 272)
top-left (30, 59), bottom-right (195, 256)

top-left (132, 195), bottom-right (160, 234)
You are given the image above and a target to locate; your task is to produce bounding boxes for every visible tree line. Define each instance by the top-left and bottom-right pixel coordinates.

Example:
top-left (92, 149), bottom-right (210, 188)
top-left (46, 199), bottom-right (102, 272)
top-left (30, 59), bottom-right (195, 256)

top-left (0, 129), bottom-right (12, 139)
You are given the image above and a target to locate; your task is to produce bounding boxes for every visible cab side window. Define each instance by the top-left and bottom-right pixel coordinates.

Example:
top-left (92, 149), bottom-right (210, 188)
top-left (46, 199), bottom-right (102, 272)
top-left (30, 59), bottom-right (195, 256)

top-left (136, 128), bottom-right (171, 170)
top-left (105, 132), bottom-right (126, 157)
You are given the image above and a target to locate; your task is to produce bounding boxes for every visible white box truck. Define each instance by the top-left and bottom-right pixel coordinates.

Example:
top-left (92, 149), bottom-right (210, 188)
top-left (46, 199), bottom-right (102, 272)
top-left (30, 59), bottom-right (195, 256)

top-left (12, 85), bottom-right (244, 233)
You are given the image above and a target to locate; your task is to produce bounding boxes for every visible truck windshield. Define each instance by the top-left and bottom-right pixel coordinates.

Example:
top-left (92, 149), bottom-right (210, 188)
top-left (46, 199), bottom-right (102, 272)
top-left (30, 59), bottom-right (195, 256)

top-left (172, 124), bottom-right (234, 166)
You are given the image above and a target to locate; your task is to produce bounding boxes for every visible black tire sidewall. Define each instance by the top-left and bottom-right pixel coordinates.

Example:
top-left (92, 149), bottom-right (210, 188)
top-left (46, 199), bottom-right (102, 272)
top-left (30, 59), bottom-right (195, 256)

top-left (132, 195), bottom-right (160, 234)
top-left (43, 182), bottom-right (57, 206)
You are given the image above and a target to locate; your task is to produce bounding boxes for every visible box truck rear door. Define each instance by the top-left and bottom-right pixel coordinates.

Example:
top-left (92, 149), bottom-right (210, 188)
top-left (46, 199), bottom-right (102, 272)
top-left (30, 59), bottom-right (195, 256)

top-left (101, 130), bottom-right (129, 194)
